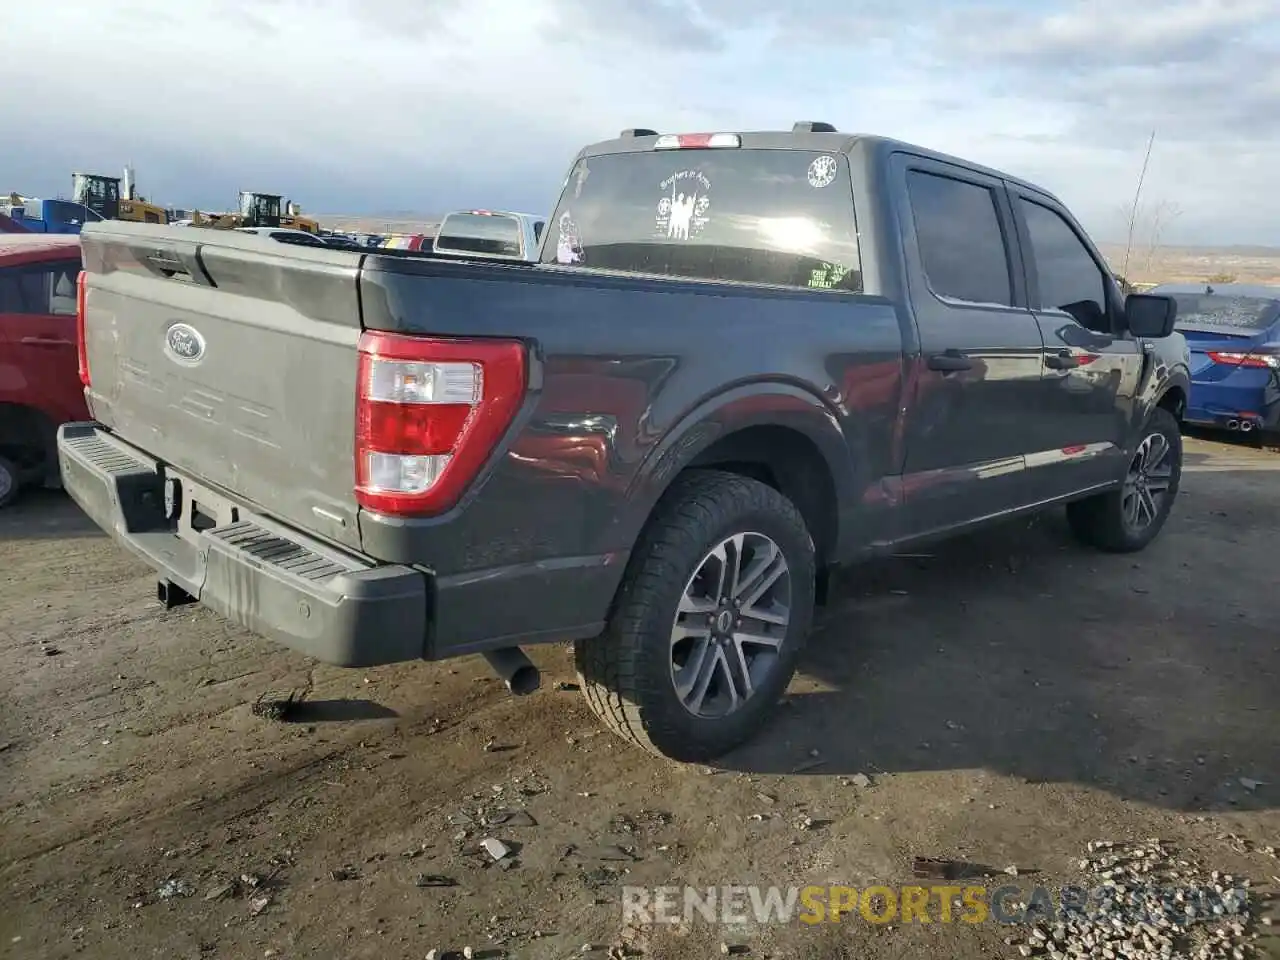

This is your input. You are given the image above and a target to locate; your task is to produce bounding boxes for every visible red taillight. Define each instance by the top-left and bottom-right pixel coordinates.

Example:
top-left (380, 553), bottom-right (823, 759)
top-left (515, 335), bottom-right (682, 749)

top-left (354, 331), bottom-right (526, 516)
top-left (1207, 350), bottom-right (1280, 369)
top-left (76, 270), bottom-right (90, 387)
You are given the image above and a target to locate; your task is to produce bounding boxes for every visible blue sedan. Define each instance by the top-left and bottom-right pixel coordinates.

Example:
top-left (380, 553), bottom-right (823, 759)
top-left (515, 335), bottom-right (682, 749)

top-left (1148, 282), bottom-right (1280, 438)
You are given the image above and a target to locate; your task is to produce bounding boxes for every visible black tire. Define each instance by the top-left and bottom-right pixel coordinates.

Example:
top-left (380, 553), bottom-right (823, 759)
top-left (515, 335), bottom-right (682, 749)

top-left (575, 470), bottom-right (815, 762)
top-left (0, 455), bottom-right (19, 509)
top-left (1066, 406), bottom-right (1182, 553)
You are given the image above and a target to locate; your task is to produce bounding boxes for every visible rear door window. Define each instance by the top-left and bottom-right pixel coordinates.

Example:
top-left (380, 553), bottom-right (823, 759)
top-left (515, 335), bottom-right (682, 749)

top-left (906, 170), bottom-right (1012, 306)
top-left (541, 149), bottom-right (862, 292)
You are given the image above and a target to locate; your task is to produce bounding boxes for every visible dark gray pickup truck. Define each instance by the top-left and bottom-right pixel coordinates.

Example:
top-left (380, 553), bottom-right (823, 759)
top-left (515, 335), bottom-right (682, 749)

top-left (60, 124), bottom-right (1190, 762)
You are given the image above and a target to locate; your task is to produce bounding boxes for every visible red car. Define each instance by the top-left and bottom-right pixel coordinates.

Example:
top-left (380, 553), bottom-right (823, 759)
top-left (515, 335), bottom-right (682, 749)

top-left (0, 235), bottom-right (87, 506)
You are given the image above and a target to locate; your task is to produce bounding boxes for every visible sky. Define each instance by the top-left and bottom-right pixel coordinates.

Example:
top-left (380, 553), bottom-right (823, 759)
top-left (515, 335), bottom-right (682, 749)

top-left (3, 0), bottom-right (1278, 247)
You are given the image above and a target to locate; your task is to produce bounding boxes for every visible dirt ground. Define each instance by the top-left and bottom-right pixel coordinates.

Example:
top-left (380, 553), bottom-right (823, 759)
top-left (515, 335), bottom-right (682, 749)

top-left (1, 435), bottom-right (1278, 960)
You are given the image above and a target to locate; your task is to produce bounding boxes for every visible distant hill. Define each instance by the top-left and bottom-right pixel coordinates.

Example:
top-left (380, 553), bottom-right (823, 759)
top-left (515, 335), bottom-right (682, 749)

top-left (1096, 243), bottom-right (1280, 285)
top-left (318, 214), bottom-right (441, 236)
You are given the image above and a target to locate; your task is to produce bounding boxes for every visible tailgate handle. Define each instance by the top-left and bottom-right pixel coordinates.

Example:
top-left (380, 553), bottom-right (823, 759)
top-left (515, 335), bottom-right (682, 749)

top-left (145, 252), bottom-right (189, 278)
top-left (130, 243), bottom-right (212, 284)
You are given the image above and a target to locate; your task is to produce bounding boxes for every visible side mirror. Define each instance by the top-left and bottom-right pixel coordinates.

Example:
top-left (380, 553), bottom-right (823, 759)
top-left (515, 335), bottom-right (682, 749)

top-left (1124, 293), bottom-right (1177, 338)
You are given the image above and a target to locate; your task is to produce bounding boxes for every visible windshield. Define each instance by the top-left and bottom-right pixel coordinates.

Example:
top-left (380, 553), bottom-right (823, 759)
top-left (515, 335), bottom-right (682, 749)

top-left (540, 148), bottom-right (862, 292)
top-left (1172, 293), bottom-right (1280, 334)
top-left (435, 213), bottom-right (523, 257)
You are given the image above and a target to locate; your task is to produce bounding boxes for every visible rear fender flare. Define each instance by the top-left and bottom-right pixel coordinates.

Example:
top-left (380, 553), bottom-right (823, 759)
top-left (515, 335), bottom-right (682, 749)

top-left (1142, 360), bottom-right (1191, 428)
top-left (616, 382), bottom-right (862, 555)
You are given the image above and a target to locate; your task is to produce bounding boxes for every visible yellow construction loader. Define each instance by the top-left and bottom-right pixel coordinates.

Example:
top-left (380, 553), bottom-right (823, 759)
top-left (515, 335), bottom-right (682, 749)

top-left (187, 193), bottom-right (318, 232)
top-left (71, 169), bottom-right (168, 224)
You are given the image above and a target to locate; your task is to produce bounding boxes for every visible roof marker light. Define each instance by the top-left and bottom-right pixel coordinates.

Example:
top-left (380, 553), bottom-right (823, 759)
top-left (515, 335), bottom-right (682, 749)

top-left (653, 133), bottom-right (741, 150)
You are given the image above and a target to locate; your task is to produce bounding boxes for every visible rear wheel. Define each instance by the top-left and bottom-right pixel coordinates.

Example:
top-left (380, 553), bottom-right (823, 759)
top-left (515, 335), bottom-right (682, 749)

top-left (1066, 406), bottom-right (1182, 553)
top-left (0, 455), bottom-right (20, 509)
top-left (575, 470), bottom-right (815, 762)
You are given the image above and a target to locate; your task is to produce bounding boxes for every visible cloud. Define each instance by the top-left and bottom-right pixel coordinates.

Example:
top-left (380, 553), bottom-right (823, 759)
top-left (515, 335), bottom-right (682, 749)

top-left (1, 0), bottom-right (1275, 246)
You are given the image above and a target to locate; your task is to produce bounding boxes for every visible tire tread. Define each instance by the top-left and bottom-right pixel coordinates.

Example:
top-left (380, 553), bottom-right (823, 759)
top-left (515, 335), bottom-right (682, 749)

top-left (575, 470), bottom-right (812, 760)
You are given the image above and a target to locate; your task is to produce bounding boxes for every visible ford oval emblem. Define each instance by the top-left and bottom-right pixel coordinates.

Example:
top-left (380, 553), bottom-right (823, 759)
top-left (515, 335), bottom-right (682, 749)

top-left (164, 322), bottom-right (206, 364)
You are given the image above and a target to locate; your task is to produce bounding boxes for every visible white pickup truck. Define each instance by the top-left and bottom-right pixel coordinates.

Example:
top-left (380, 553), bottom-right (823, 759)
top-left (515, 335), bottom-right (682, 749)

top-left (432, 209), bottom-right (545, 262)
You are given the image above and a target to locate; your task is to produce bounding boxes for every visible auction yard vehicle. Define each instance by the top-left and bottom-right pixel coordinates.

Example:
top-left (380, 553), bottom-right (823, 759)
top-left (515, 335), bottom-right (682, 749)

top-left (433, 209), bottom-right (544, 261)
top-left (236, 226), bottom-right (332, 247)
top-left (72, 169), bottom-right (169, 225)
top-left (381, 233), bottom-right (432, 252)
top-left (59, 125), bottom-right (1189, 761)
top-left (1147, 282), bottom-right (1280, 438)
top-left (1, 194), bottom-right (103, 235)
top-left (0, 234), bottom-right (87, 506)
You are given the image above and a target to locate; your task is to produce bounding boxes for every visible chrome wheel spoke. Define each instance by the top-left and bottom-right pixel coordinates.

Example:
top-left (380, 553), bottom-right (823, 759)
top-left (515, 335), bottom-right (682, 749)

top-left (669, 619), bottom-right (711, 645)
top-left (677, 594), bottom-right (718, 617)
top-left (1123, 486), bottom-right (1142, 528)
top-left (733, 625), bottom-right (785, 649)
top-left (725, 638), bottom-right (753, 702)
top-left (1145, 468), bottom-right (1173, 494)
top-left (674, 637), bottom-right (718, 713)
top-left (1137, 485), bottom-right (1157, 525)
top-left (1146, 435), bottom-right (1170, 472)
top-left (711, 534), bottom-right (746, 600)
top-left (733, 541), bottom-right (783, 605)
top-left (741, 602), bottom-right (789, 627)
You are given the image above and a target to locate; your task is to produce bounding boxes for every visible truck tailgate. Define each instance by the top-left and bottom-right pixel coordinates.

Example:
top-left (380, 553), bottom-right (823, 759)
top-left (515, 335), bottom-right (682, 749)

top-left (78, 222), bottom-right (366, 551)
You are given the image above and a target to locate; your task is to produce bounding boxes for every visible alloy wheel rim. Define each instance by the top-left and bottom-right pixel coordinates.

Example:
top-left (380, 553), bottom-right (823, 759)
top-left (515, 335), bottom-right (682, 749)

top-left (1122, 432), bottom-right (1174, 533)
top-left (669, 532), bottom-right (792, 719)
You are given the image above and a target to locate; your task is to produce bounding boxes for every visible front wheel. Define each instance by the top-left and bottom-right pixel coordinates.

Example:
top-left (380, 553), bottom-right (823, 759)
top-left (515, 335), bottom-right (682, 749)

top-left (575, 470), bottom-right (816, 762)
top-left (1066, 406), bottom-right (1182, 553)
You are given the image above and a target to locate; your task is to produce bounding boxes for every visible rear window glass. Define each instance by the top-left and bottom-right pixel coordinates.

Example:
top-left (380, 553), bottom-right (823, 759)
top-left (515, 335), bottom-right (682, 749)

top-left (435, 213), bottom-right (522, 257)
top-left (1172, 294), bottom-right (1280, 333)
top-left (540, 149), bottom-right (862, 292)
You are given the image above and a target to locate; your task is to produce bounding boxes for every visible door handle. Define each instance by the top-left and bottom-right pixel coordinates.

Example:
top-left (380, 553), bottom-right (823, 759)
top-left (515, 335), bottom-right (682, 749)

top-left (926, 350), bottom-right (975, 372)
top-left (19, 336), bottom-right (75, 347)
top-left (1045, 351), bottom-right (1080, 370)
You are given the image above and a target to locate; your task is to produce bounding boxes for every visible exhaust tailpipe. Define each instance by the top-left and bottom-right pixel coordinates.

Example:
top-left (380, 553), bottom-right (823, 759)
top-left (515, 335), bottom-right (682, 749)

top-left (1226, 419), bottom-right (1240, 430)
top-left (157, 579), bottom-right (195, 609)
top-left (1240, 420), bottom-right (1255, 432)
top-left (483, 647), bottom-right (541, 696)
